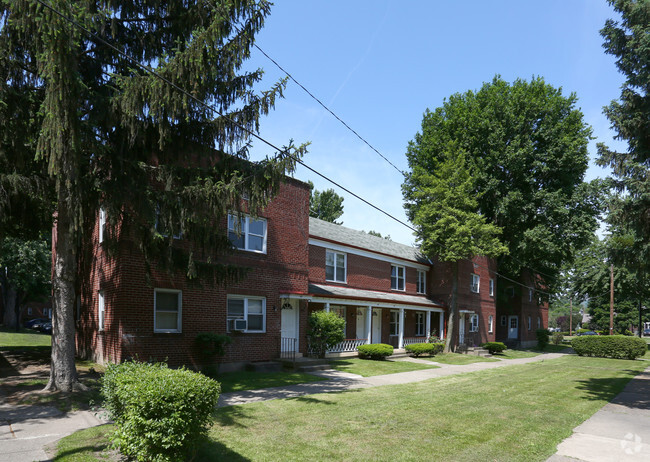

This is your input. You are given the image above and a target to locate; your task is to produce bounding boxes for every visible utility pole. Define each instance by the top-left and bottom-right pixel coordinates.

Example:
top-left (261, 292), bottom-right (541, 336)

top-left (569, 297), bottom-right (573, 336)
top-left (610, 264), bottom-right (614, 335)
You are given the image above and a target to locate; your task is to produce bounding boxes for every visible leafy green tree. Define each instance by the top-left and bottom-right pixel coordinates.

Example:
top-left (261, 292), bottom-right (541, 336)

top-left (0, 1), bottom-right (306, 391)
top-left (0, 237), bottom-right (51, 330)
top-left (309, 181), bottom-right (344, 224)
top-left (404, 76), bottom-right (600, 297)
top-left (366, 230), bottom-right (391, 240)
top-left (307, 311), bottom-right (345, 359)
top-left (403, 143), bottom-right (507, 352)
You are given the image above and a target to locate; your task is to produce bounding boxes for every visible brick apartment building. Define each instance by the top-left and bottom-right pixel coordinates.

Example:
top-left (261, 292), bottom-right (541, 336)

top-left (72, 176), bottom-right (547, 369)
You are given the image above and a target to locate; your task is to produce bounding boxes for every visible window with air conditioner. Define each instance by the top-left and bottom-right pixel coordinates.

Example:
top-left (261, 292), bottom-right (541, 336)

top-left (227, 296), bottom-right (266, 333)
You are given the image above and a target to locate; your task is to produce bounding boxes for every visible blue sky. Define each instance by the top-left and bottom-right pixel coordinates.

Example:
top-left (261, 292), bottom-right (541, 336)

top-left (245, 0), bottom-right (626, 245)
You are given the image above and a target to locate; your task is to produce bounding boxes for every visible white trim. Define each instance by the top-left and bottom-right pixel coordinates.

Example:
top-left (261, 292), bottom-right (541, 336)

top-left (417, 270), bottom-right (426, 294)
top-left (471, 273), bottom-right (480, 293)
top-left (488, 315), bottom-right (494, 333)
top-left (99, 208), bottom-right (106, 243)
top-left (469, 313), bottom-right (479, 332)
top-left (227, 295), bottom-right (266, 333)
top-left (309, 238), bottom-right (430, 271)
top-left (98, 290), bottom-right (105, 331)
top-left (283, 293), bottom-right (444, 312)
top-left (228, 213), bottom-right (268, 254)
top-left (154, 289), bottom-right (182, 333)
top-left (325, 249), bottom-right (347, 283)
top-left (489, 279), bottom-right (494, 297)
top-left (391, 265), bottom-right (405, 291)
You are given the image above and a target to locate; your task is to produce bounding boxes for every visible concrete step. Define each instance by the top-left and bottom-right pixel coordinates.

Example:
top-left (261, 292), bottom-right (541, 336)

top-left (297, 364), bottom-right (333, 373)
top-left (249, 361), bottom-right (283, 373)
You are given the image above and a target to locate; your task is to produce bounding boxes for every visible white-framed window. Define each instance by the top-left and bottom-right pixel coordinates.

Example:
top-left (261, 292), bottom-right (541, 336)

top-left (326, 250), bottom-right (346, 283)
top-left (489, 279), bottom-right (494, 297)
top-left (469, 314), bottom-right (479, 332)
top-left (471, 274), bottom-right (480, 293)
top-left (390, 310), bottom-right (400, 335)
top-left (99, 208), bottom-right (107, 243)
top-left (227, 295), bottom-right (266, 333)
top-left (527, 316), bottom-right (532, 331)
top-left (501, 315), bottom-right (507, 326)
top-left (415, 312), bottom-right (425, 336)
top-left (417, 270), bottom-right (426, 294)
top-left (529, 288), bottom-right (533, 302)
top-left (154, 289), bottom-right (182, 333)
top-left (42, 307), bottom-right (50, 317)
top-left (391, 265), bottom-right (405, 291)
top-left (537, 317), bottom-right (541, 329)
top-left (27, 307), bottom-right (32, 316)
top-left (98, 290), bottom-right (105, 331)
top-left (488, 315), bottom-right (494, 333)
top-left (228, 214), bottom-right (267, 253)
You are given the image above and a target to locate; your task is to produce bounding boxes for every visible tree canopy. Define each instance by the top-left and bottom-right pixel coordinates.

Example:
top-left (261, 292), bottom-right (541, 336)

top-left (405, 76), bottom-right (601, 294)
top-left (309, 181), bottom-right (344, 224)
top-left (0, 0), bottom-right (305, 391)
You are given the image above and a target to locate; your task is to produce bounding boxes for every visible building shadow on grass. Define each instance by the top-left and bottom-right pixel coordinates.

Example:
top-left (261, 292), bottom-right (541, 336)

top-left (574, 369), bottom-right (645, 403)
top-left (195, 437), bottom-right (252, 461)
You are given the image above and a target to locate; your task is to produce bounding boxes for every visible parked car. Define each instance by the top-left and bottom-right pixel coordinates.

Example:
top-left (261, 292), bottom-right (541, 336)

top-left (643, 329), bottom-right (650, 336)
top-left (576, 331), bottom-right (599, 336)
top-left (24, 318), bottom-right (49, 330)
top-left (39, 322), bottom-right (52, 335)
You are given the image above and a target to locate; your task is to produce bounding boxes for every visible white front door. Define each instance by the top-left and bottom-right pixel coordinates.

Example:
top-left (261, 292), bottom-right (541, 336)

top-left (508, 316), bottom-right (518, 339)
top-left (357, 307), bottom-right (367, 339)
top-left (372, 308), bottom-right (382, 343)
top-left (281, 300), bottom-right (299, 352)
top-left (459, 314), bottom-right (466, 344)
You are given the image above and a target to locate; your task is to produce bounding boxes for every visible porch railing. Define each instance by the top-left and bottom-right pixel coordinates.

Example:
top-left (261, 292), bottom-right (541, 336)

top-left (280, 337), bottom-right (297, 362)
top-left (328, 338), bottom-right (368, 353)
top-left (403, 337), bottom-right (429, 346)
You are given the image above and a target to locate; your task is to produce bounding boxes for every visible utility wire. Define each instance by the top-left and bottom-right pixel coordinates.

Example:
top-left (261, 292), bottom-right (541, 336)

top-left (35, 0), bottom-right (552, 296)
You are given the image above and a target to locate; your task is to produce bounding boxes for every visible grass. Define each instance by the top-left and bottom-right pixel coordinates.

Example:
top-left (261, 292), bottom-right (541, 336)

top-left (214, 370), bottom-right (326, 393)
top-left (0, 326), bottom-right (51, 347)
top-left (494, 349), bottom-right (541, 359)
top-left (425, 353), bottom-right (499, 365)
top-left (52, 424), bottom-right (115, 461)
top-left (329, 358), bottom-right (439, 377)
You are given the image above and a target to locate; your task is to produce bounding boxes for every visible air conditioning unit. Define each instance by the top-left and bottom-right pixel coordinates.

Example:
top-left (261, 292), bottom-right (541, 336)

top-left (233, 319), bottom-right (247, 331)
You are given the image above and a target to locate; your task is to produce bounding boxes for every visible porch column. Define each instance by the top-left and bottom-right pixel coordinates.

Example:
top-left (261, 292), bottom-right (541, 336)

top-left (439, 312), bottom-right (445, 339)
top-left (426, 311), bottom-right (431, 339)
top-left (325, 302), bottom-right (330, 313)
top-left (366, 305), bottom-right (372, 344)
top-left (398, 308), bottom-right (405, 349)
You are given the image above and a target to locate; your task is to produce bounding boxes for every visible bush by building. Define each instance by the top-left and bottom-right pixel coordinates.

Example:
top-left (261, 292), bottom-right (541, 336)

top-left (571, 335), bottom-right (647, 360)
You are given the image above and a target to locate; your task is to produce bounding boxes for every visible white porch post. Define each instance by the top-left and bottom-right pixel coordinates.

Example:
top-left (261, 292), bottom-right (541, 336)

top-left (398, 308), bottom-right (405, 349)
top-left (439, 312), bottom-right (445, 339)
top-left (325, 302), bottom-right (330, 313)
top-left (426, 311), bottom-right (431, 339)
top-left (366, 305), bottom-right (372, 344)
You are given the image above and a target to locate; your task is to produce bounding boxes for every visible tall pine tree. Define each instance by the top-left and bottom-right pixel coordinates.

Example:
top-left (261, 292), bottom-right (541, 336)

top-left (0, 0), bottom-right (306, 391)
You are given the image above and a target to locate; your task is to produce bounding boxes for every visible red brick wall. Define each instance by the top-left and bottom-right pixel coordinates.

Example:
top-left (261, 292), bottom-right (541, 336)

top-left (76, 179), bottom-right (310, 367)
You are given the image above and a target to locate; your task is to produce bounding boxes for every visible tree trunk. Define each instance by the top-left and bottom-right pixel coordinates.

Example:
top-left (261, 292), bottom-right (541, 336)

top-left (1, 275), bottom-right (17, 329)
top-left (444, 261), bottom-right (459, 353)
top-left (45, 204), bottom-right (86, 392)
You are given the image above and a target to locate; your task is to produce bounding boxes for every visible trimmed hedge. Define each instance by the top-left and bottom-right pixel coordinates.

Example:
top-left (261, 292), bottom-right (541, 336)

top-left (571, 335), bottom-right (647, 360)
top-left (481, 342), bottom-right (507, 354)
top-left (307, 311), bottom-right (346, 358)
top-left (357, 343), bottom-right (394, 360)
top-left (536, 329), bottom-right (550, 350)
top-left (405, 342), bottom-right (444, 357)
top-left (102, 361), bottom-right (221, 462)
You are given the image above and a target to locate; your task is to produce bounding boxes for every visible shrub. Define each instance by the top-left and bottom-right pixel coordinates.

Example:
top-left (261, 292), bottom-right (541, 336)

top-left (195, 332), bottom-right (232, 357)
top-left (357, 343), bottom-right (394, 360)
top-left (307, 311), bottom-right (346, 358)
top-left (102, 360), bottom-right (221, 462)
top-left (536, 328), bottom-right (550, 350)
top-left (482, 342), bottom-right (507, 354)
top-left (571, 335), bottom-right (647, 360)
top-left (576, 328), bottom-right (590, 334)
top-left (405, 342), bottom-right (444, 357)
top-left (551, 332), bottom-right (564, 345)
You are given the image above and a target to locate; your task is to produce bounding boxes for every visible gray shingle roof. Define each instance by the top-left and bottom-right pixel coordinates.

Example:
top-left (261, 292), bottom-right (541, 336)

top-left (308, 283), bottom-right (444, 308)
top-left (309, 217), bottom-right (427, 264)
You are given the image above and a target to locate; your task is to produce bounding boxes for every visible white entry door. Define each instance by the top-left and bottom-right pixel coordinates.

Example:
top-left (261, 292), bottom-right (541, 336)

top-left (281, 300), bottom-right (298, 352)
top-left (459, 315), bottom-right (466, 344)
top-left (356, 308), bottom-right (367, 339)
top-left (508, 316), bottom-right (518, 339)
top-left (372, 308), bottom-right (382, 343)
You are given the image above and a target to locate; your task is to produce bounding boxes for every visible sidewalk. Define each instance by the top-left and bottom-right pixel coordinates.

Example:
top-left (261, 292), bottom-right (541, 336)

top-left (547, 365), bottom-right (650, 462)
top-left (217, 352), bottom-right (566, 406)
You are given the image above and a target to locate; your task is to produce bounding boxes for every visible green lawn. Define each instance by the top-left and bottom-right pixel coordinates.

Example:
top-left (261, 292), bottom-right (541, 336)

top-left (55, 355), bottom-right (648, 461)
top-left (329, 358), bottom-right (439, 377)
top-left (494, 349), bottom-right (541, 359)
top-left (215, 370), bottom-right (326, 393)
top-left (0, 327), bottom-right (51, 347)
top-left (425, 352), bottom-right (500, 365)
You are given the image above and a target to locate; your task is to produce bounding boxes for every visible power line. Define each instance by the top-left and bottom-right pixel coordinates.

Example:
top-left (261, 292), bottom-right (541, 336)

top-left (34, 0), bottom-right (551, 296)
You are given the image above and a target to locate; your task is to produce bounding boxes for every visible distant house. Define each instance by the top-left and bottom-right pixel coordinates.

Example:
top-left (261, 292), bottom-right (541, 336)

top-left (71, 177), bottom-right (547, 369)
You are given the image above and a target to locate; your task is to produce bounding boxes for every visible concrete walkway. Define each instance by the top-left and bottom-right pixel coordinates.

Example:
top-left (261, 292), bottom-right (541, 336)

top-left (217, 352), bottom-right (565, 406)
top-left (547, 365), bottom-right (650, 462)
top-left (0, 401), bottom-right (109, 462)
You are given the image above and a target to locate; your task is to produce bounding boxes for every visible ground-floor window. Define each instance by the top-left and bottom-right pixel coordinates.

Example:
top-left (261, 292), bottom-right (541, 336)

top-left (501, 315), bottom-right (507, 326)
top-left (488, 315), bottom-right (494, 333)
top-left (227, 295), bottom-right (266, 333)
top-left (415, 312), bottom-right (425, 336)
top-left (390, 310), bottom-right (400, 335)
top-left (469, 314), bottom-right (479, 332)
top-left (154, 289), bottom-right (181, 333)
top-left (527, 316), bottom-right (532, 331)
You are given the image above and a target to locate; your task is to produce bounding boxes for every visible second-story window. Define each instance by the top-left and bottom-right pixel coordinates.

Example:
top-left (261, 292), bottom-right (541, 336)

top-left (489, 279), bottom-right (494, 297)
top-left (417, 270), bottom-right (426, 294)
top-left (99, 208), bottom-right (106, 243)
top-left (391, 265), bottom-right (405, 291)
top-left (325, 250), bottom-right (346, 282)
top-left (471, 274), bottom-right (480, 293)
top-left (228, 214), bottom-right (267, 253)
